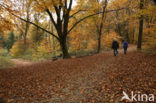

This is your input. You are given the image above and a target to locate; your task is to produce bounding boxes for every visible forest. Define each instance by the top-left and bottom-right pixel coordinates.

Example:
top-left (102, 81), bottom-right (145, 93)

top-left (0, 0), bottom-right (156, 103)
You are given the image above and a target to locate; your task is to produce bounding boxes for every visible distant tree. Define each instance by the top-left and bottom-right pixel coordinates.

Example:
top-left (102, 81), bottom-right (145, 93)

top-left (5, 32), bottom-right (16, 52)
top-left (96, 0), bottom-right (108, 53)
top-left (30, 26), bottom-right (44, 44)
top-left (30, 14), bottom-right (44, 44)
top-left (14, 0), bottom-right (33, 50)
top-left (11, 40), bottom-right (25, 57)
top-left (137, 0), bottom-right (144, 49)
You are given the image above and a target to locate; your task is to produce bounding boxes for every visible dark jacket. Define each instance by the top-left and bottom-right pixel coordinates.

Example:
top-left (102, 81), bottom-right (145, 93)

top-left (112, 41), bottom-right (119, 49)
top-left (123, 41), bottom-right (128, 48)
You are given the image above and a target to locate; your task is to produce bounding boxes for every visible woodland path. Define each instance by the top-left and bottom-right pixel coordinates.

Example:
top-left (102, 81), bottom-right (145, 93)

top-left (10, 59), bottom-right (35, 67)
top-left (0, 45), bottom-right (156, 103)
top-left (11, 44), bottom-right (136, 67)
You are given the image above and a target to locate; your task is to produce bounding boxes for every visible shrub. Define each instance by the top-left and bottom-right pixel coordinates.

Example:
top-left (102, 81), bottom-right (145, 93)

top-left (0, 57), bottom-right (14, 68)
top-left (5, 32), bottom-right (16, 52)
top-left (10, 41), bottom-right (25, 57)
top-left (0, 48), bottom-right (10, 57)
top-left (32, 40), bottom-right (53, 61)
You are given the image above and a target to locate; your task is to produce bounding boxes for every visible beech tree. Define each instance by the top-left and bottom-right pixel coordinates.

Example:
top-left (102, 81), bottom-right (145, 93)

top-left (96, 0), bottom-right (108, 53)
top-left (15, 0), bottom-right (33, 50)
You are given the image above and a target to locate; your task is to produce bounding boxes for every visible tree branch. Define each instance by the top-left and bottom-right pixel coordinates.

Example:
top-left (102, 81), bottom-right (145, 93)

top-left (65, 0), bottom-right (67, 8)
top-left (68, 0), bottom-right (73, 14)
top-left (45, 9), bottom-right (57, 28)
top-left (20, 17), bottom-right (59, 40)
top-left (67, 8), bottom-right (128, 34)
top-left (0, 3), bottom-right (59, 40)
top-left (54, 6), bottom-right (60, 17)
top-left (70, 10), bottom-right (87, 18)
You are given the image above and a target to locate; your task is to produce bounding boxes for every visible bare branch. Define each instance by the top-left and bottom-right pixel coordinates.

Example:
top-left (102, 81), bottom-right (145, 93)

top-left (54, 6), bottom-right (60, 17)
top-left (67, 8), bottom-right (129, 34)
top-left (70, 10), bottom-right (87, 18)
top-left (45, 9), bottom-right (57, 28)
top-left (68, 0), bottom-right (73, 14)
top-left (65, 0), bottom-right (67, 8)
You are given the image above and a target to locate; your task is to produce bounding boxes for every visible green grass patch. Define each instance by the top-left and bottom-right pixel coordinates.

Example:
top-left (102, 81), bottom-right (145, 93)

top-left (0, 56), bottom-right (14, 68)
top-left (0, 49), bottom-right (10, 57)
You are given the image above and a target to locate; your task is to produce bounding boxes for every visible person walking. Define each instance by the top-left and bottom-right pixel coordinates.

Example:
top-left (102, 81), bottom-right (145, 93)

top-left (112, 38), bottom-right (119, 56)
top-left (123, 40), bottom-right (128, 54)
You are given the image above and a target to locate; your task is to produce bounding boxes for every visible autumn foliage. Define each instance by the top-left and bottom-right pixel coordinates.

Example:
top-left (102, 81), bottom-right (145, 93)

top-left (0, 0), bottom-right (156, 102)
top-left (10, 41), bottom-right (25, 57)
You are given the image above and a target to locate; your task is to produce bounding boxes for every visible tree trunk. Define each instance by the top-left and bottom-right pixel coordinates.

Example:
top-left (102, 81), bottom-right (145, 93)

top-left (24, 35), bottom-right (27, 50)
top-left (137, 19), bottom-right (143, 49)
top-left (125, 29), bottom-right (130, 42)
top-left (97, 33), bottom-right (101, 53)
top-left (59, 37), bottom-right (71, 59)
top-left (24, 20), bottom-right (29, 51)
top-left (132, 28), bottom-right (135, 43)
top-left (97, 0), bottom-right (108, 53)
top-left (137, 0), bottom-right (144, 49)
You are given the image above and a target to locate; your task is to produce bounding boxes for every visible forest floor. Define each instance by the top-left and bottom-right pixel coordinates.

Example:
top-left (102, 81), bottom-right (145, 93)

top-left (0, 45), bottom-right (156, 103)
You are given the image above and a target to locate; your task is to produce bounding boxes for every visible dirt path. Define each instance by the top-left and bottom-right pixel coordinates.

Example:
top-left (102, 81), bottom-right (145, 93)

top-left (10, 59), bottom-right (34, 67)
top-left (10, 45), bottom-right (136, 67)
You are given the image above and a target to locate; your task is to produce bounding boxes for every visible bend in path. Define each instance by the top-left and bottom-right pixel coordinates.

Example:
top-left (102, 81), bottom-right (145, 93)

top-left (10, 59), bottom-right (35, 67)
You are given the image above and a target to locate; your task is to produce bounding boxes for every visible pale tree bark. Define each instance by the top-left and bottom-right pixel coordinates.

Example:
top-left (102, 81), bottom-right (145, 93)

top-left (16, 0), bottom-right (31, 51)
top-left (24, 18), bottom-right (30, 50)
